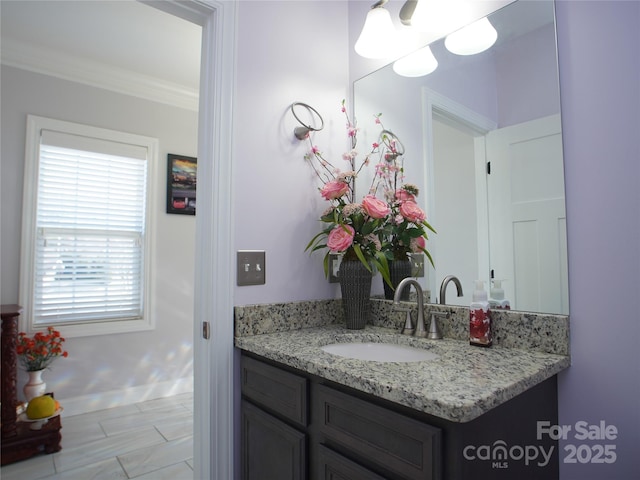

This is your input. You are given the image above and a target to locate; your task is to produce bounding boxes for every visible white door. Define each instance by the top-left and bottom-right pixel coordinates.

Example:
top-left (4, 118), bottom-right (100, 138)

top-left (431, 118), bottom-right (482, 306)
top-left (486, 115), bottom-right (568, 314)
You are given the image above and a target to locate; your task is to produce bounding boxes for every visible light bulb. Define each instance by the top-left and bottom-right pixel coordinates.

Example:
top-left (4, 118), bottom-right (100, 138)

top-left (393, 45), bottom-right (438, 77)
top-left (445, 17), bottom-right (498, 55)
top-left (410, 0), bottom-right (462, 35)
top-left (354, 6), bottom-right (398, 59)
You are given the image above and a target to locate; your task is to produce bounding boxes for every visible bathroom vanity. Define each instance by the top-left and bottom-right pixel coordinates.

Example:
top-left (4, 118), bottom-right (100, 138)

top-left (235, 301), bottom-right (570, 480)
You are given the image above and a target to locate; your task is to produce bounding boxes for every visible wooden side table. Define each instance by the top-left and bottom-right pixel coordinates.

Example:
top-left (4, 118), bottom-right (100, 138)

top-left (1, 305), bottom-right (62, 466)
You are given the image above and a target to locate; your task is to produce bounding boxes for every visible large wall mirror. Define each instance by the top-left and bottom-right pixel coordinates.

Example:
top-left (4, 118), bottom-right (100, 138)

top-left (355, 0), bottom-right (568, 315)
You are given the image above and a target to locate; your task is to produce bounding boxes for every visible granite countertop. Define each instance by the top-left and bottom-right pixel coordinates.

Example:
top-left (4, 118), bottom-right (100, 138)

top-left (235, 324), bottom-right (570, 423)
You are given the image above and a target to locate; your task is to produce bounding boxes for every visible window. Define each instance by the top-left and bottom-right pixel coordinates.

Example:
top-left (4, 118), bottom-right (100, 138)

top-left (20, 116), bottom-right (158, 337)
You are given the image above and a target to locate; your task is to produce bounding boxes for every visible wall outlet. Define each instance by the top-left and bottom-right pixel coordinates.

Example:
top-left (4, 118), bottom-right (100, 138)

top-left (237, 250), bottom-right (266, 286)
top-left (328, 253), bottom-right (343, 283)
top-left (409, 253), bottom-right (425, 277)
top-left (329, 253), bottom-right (424, 280)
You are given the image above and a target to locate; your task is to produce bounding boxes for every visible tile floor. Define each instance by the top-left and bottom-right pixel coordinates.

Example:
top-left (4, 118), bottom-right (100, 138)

top-left (0, 392), bottom-right (194, 480)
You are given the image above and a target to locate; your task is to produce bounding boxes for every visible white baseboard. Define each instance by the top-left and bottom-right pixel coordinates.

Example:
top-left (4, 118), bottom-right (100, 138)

top-left (57, 376), bottom-right (194, 417)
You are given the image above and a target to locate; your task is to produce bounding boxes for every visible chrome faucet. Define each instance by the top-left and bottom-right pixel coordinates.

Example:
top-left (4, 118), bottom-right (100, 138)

top-left (439, 275), bottom-right (463, 305)
top-left (393, 278), bottom-right (428, 337)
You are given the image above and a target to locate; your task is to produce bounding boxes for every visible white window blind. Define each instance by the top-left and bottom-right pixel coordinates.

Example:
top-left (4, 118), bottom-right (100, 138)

top-left (21, 116), bottom-right (156, 335)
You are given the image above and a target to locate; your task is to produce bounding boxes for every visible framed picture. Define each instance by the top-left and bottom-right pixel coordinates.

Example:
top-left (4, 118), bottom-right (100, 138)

top-left (166, 154), bottom-right (197, 215)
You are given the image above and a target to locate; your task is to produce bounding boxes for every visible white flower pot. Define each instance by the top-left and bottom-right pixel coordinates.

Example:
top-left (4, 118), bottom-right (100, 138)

top-left (23, 369), bottom-right (46, 402)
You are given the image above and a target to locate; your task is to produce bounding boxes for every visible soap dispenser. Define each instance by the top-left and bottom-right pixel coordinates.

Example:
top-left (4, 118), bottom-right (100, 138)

top-left (489, 279), bottom-right (511, 310)
top-left (470, 280), bottom-right (492, 347)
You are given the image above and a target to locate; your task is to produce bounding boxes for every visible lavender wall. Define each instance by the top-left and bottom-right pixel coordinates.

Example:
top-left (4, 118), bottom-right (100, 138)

top-left (555, 1), bottom-right (640, 479)
top-left (233, 0), bottom-right (350, 306)
top-left (231, 3), bottom-right (351, 476)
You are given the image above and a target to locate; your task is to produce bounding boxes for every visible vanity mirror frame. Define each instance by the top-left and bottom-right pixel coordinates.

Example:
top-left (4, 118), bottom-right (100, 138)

top-left (354, 0), bottom-right (568, 315)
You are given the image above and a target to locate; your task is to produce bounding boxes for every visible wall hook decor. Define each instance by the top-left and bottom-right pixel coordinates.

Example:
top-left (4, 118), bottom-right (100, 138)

top-left (290, 102), bottom-right (324, 140)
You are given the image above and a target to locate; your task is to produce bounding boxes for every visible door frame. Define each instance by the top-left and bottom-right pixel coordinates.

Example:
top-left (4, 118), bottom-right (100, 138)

top-left (144, 1), bottom-right (237, 478)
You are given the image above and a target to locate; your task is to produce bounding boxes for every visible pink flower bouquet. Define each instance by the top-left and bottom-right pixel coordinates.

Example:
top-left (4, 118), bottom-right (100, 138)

top-left (304, 101), bottom-right (391, 286)
top-left (369, 121), bottom-right (436, 265)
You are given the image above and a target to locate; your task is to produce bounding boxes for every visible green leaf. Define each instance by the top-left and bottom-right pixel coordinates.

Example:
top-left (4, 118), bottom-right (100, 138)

top-left (375, 251), bottom-right (393, 288)
top-left (422, 219), bottom-right (437, 234)
top-left (405, 227), bottom-right (423, 238)
top-left (306, 225), bottom-right (333, 250)
top-left (305, 231), bottom-right (326, 252)
top-left (309, 243), bottom-right (327, 253)
top-left (361, 221), bottom-right (375, 236)
top-left (353, 244), bottom-right (373, 272)
top-left (421, 247), bottom-right (435, 268)
top-left (323, 252), bottom-right (330, 278)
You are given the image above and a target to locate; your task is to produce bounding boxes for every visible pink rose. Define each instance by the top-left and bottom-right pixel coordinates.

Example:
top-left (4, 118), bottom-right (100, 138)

top-left (320, 181), bottom-right (349, 200)
top-left (327, 225), bottom-right (354, 252)
top-left (411, 236), bottom-right (426, 253)
top-left (362, 195), bottom-right (390, 219)
top-left (400, 201), bottom-right (426, 223)
top-left (395, 190), bottom-right (415, 203)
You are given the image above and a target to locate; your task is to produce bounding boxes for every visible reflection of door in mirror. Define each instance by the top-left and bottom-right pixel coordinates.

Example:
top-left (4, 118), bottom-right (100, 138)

top-left (429, 103), bottom-right (568, 313)
top-left (431, 118), bottom-right (482, 306)
top-left (423, 91), bottom-right (495, 307)
top-left (487, 115), bottom-right (569, 314)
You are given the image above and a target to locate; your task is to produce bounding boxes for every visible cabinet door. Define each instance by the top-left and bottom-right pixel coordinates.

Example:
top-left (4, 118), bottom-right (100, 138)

top-left (241, 400), bottom-right (306, 480)
top-left (315, 445), bottom-right (387, 480)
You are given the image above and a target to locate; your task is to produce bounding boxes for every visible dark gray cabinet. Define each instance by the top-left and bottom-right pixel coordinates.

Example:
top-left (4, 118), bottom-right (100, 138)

top-left (241, 400), bottom-right (306, 480)
top-left (241, 355), bottom-right (309, 480)
top-left (241, 355), bottom-right (308, 427)
top-left (240, 352), bottom-right (559, 480)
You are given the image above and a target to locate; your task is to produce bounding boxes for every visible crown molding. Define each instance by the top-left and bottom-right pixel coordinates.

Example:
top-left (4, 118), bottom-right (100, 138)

top-left (1, 38), bottom-right (199, 111)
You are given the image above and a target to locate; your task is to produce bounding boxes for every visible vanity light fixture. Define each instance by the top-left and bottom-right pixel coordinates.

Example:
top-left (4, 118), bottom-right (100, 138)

top-left (290, 102), bottom-right (324, 140)
top-left (408, 0), bottom-right (462, 36)
top-left (354, 0), bottom-right (398, 59)
top-left (444, 17), bottom-right (498, 55)
top-left (393, 44), bottom-right (438, 77)
top-left (399, 0), bottom-right (417, 26)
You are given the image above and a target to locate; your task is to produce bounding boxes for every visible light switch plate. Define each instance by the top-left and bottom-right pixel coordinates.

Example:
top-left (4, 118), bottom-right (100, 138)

top-left (237, 250), bottom-right (266, 286)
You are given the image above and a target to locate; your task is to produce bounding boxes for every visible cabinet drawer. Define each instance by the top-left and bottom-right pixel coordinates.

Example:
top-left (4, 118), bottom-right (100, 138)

top-left (315, 444), bottom-right (387, 480)
top-left (314, 384), bottom-right (442, 480)
top-left (241, 355), bottom-right (308, 427)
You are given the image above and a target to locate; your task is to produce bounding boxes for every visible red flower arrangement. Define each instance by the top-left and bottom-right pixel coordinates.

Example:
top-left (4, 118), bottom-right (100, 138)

top-left (16, 327), bottom-right (68, 372)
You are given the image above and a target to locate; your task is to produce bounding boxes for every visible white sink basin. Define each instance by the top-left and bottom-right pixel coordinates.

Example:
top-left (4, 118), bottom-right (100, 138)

top-left (321, 342), bottom-right (438, 363)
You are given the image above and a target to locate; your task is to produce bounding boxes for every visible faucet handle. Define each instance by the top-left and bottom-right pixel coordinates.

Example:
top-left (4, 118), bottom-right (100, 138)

top-left (426, 312), bottom-right (445, 340)
top-left (400, 310), bottom-right (415, 335)
top-left (393, 302), bottom-right (414, 335)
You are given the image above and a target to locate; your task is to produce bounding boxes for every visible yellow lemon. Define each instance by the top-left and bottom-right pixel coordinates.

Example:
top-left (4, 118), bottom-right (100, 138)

top-left (26, 395), bottom-right (56, 419)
